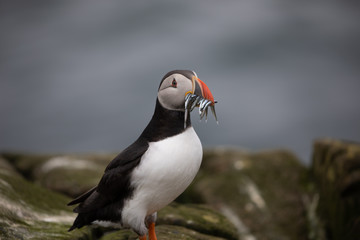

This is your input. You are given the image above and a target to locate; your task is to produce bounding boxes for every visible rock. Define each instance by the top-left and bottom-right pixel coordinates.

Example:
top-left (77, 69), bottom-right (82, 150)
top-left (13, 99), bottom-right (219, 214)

top-left (0, 154), bottom-right (238, 240)
top-left (1, 148), bottom-right (315, 240)
top-left (312, 139), bottom-right (360, 240)
top-left (3, 152), bottom-right (114, 197)
top-left (0, 157), bottom-right (89, 240)
top-left (179, 148), bottom-right (313, 240)
top-left (98, 202), bottom-right (237, 240)
top-left (87, 203), bottom-right (237, 240)
top-left (86, 203), bottom-right (237, 240)
top-left (100, 225), bottom-right (227, 240)
top-left (157, 203), bottom-right (238, 240)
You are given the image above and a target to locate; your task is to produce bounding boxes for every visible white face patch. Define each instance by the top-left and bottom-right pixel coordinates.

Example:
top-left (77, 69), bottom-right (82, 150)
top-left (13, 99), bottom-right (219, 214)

top-left (158, 74), bottom-right (193, 111)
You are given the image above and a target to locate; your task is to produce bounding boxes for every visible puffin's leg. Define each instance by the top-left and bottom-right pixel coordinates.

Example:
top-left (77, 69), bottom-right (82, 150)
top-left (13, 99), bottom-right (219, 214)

top-left (139, 236), bottom-right (146, 240)
top-left (148, 222), bottom-right (157, 240)
top-left (145, 212), bottom-right (157, 240)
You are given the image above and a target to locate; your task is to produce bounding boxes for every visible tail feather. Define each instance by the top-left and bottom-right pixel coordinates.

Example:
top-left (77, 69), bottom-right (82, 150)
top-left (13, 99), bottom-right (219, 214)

top-left (68, 218), bottom-right (81, 232)
top-left (68, 186), bottom-right (97, 206)
top-left (68, 213), bottom-right (90, 231)
top-left (68, 225), bottom-right (77, 232)
top-left (68, 185), bottom-right (123, 231)
top-left (68, 186), bottom-right (98, 231)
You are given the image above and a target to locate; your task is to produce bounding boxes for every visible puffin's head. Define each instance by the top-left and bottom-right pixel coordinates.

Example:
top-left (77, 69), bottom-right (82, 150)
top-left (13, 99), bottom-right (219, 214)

top-left (158, 70), bottom-right (218, 127)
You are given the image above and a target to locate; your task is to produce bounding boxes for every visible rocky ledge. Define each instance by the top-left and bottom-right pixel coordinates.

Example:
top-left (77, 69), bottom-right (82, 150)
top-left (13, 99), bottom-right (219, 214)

top-left (1, 138), bottom-right (358, 240)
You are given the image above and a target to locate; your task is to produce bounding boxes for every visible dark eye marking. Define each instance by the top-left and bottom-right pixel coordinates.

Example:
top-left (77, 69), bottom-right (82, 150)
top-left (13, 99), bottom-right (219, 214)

top-left (172, 79), bottom-right (177, 88)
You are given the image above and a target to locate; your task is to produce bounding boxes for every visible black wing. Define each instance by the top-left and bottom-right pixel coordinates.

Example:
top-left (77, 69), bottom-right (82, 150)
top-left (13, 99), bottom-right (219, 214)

top-left (67, 137), bottom-right (149, 216)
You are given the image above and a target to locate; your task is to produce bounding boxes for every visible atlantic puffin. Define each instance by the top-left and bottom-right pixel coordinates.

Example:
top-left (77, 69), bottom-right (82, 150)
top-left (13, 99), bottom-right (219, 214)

top-left (68, 70), bottom-right (217, 240)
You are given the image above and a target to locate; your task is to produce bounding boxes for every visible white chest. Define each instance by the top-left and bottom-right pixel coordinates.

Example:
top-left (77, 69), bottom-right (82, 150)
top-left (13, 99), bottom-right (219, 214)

top-left (126, 127), bottom-right (203, 215)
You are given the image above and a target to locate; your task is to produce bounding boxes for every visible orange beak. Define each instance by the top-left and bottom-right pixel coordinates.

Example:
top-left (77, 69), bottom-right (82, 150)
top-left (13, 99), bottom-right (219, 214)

top-left (193, 77), bottom-right (215, 105)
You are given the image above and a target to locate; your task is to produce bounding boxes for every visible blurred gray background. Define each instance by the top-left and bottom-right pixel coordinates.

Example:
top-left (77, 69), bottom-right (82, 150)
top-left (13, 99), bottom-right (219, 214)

top-left (1, 1), bottom-right (359, 164)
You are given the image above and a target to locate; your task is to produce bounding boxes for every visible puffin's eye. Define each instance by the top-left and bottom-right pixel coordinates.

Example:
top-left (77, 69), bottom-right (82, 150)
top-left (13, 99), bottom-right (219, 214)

top-left (172, 79), bottom-right (177, 88)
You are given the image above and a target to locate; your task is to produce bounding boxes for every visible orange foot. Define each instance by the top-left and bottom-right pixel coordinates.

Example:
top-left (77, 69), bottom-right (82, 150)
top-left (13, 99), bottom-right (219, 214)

top-left (139, 235), bottom-right (146, 240)
top-left (148, 222), bottom-right (157, 240)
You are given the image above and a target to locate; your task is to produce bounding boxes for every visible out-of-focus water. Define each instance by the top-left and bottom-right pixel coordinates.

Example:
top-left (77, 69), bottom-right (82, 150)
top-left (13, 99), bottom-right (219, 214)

top-left (1, 1), bottom-right (360, 163)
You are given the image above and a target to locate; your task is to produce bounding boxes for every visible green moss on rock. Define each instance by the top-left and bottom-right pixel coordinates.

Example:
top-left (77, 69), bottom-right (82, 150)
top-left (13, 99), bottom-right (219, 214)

top-left (158, 203), bottom-right (237, 240)
top-left (180, 148), bottom-right (312, 240)
top-left (100, 225), bottom-right (227, 240)
top-left (312, 139), bottom-right (360, 240)
top-left (2, 153), bottom-right (115, 197)
top-left (1, 147), bottom-right (317, 240)
top-left (0, 157), bottom-right (90, 240)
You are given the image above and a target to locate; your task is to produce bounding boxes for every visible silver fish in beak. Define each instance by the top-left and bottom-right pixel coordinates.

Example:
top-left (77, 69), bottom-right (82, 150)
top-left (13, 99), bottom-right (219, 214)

top-left (184, 76), bottom-right (218, 128)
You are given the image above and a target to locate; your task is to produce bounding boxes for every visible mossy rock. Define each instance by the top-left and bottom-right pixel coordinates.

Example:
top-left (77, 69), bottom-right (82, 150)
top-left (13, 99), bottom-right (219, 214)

top-left (94, 203), bottom-right (237, 240)
top-left (312, 139), bottom-right (360, 240)
top-left (2, 152), bottom-right (115, 197)
top-left (0, 155), bottom-right (238, 240)
top-left (100, 225), bottom-right (227, 240)
top-left (0, 157), bottom-right (90, 240)
top-left (1, 148), bottom-right (316, 240)
top-left (157, 203), bottom-right (237, 240)
top-left (179, 148), bottom-right (313, 240)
